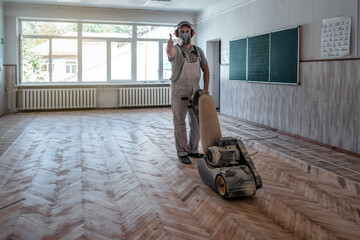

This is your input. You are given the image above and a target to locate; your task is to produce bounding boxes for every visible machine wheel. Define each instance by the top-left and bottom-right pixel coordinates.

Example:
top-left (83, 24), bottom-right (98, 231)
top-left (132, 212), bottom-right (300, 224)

top-left (215, 175), bottom-right (228, 197)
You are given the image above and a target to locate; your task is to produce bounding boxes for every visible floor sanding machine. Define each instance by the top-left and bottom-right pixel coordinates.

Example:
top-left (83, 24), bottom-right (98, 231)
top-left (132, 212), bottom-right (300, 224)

top-left (187, 89), bottom-right (263, 198)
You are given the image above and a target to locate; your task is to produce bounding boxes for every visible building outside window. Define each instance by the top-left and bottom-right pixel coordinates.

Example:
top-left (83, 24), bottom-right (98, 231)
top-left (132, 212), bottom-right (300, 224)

top-left (20, 20), bottom-right (174, 84)
top-left (66, 61), bottom-right (77, 74)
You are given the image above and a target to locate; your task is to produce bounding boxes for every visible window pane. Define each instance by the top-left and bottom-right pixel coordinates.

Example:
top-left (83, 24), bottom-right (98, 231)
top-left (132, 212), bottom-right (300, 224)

top-left (111, 42), bottom-right (131, 80)
top-left (163, 43), bottom-right (171, 80)
top-left (137, 41), bottom-right (159, 81)
top-left (22, 21), bottom-right (77, 36)
top-left (22, 38), bottom-right (49, 83)
top-left (82, 39), bottom-right (107, 82)
top-left (52, 39), bottom-right (78, 82)
top-left (82, 23), bottom-right (132, 38)
top-left (137, 26), bottom-right (173, 39)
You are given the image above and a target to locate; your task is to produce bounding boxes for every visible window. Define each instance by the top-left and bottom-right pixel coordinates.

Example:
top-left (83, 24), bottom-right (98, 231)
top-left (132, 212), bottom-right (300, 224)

top-left (111, 42), bottom-right (131, 80)
top-left (22, 38), bottom-right (50, 83)
top-left (82, 39), bottom-right (107, 82)
top-left (137, 41), bottom-right (159, 81)
top-left (83, 23), bottom-right (132, 38)
top-left (40, 62), bottom-right (48, 72)
top-left (136, 25), bottom-right (174, 81)
top-left (137, 25), bottom-right (173, 39)
top-left (20, 20), bottom-right (172, 84)
top-left (22, 21), bottom-right (77, 36)
top-left (163, 43), bottom-right (172, 79)
top-left (52, 39), bottom-right (78, 82)
top-left (66, 62), bottom-right (77, 74)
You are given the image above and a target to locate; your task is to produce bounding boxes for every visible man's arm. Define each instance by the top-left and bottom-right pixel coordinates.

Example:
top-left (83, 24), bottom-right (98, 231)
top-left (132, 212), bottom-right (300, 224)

top-left (201, 64), bottom-right (210, 93)
top-left (166, 34), bottom-right (175, 59)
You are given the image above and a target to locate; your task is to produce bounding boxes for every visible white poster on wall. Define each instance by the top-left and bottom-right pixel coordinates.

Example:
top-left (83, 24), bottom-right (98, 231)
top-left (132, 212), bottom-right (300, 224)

top-left (221, 50), bottom-right (229, 65)
top-left (321, 16), bottom-right (351, 59)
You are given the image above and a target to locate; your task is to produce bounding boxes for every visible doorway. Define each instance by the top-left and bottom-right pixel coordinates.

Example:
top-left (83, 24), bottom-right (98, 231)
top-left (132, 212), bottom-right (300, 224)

top-left (206, 40), bottom-right (221, 110)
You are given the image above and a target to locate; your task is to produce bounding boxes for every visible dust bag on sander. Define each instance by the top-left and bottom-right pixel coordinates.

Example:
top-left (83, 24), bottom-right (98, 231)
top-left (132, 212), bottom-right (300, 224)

top-left (198, 93), bottom-right (222, 154)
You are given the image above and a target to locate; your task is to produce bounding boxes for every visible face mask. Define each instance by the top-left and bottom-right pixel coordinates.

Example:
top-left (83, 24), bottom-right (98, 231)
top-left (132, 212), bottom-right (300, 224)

top-left (180, 32), bottom-right (191, 44)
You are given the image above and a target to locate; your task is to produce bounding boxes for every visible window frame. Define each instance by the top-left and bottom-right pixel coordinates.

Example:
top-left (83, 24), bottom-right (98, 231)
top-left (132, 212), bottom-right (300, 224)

top-left (19, 19), bottom-right (173, 85)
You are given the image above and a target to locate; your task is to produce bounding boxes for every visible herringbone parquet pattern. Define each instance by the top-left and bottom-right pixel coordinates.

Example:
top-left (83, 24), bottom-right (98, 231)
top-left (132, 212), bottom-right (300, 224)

top-left (0, 109), bottom-right (359, 239)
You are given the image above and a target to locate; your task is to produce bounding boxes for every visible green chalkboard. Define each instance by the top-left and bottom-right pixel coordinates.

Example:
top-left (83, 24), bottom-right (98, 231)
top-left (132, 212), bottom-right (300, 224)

top-left (229, 26), bottom-right (299, 84)
top-left (270, 27), bottom-right (299, 83)
top-left (229, 38), bottom-right (246, 80)
top-left (248, 34), bottom-right (269, 82)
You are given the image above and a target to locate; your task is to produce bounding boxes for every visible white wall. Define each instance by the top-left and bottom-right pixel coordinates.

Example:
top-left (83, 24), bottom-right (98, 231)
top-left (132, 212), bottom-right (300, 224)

top-left (197, 0), bottom-right (359, 60)
top-left (195, 0), bottom-right (360, 153)
top-left (0, 1), bottom-right (5, 116)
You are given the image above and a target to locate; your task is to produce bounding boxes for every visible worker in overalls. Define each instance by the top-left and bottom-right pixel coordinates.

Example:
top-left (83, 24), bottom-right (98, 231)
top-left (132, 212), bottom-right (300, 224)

top-left (166, 21), bottom-right (210, 164)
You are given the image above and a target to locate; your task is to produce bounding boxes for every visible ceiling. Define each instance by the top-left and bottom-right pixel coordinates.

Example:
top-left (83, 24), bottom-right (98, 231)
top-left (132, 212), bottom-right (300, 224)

top-left (1, 0), bottom-right (234, 12)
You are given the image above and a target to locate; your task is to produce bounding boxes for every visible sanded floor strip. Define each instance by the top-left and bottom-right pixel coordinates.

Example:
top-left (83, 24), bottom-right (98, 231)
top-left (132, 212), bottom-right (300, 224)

top-left (0, 109), bottom-right (359, 240)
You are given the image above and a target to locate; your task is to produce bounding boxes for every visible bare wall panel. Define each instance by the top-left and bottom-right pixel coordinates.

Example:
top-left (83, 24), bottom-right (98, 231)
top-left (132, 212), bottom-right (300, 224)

top-left (220, 60), bottom-right (359, 153)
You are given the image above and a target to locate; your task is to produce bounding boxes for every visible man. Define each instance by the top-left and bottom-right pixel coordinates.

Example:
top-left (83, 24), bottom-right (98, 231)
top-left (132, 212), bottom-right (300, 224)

top-left (166, 20), bottom-right (210, 164)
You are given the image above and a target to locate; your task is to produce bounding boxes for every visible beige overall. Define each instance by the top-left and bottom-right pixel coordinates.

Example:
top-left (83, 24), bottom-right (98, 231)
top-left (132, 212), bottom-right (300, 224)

top-left (171, 46), bottom-right (201, 157)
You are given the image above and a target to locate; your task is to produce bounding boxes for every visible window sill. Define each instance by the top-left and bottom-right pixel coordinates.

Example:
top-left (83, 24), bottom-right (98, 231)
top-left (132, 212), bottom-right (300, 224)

top-left (15, 81), bottom-right (171, 88)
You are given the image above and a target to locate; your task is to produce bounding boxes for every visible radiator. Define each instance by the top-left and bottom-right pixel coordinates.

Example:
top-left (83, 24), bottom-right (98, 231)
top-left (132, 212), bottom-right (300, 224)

top-left (21, 88), bottom-right (97, 110)
top-left (119, 86), bottom-right (171, 107)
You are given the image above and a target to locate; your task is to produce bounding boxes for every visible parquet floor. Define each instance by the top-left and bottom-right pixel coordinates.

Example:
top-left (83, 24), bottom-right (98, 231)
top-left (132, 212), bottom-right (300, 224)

top-left (0, 108), bottom-right (359, 240)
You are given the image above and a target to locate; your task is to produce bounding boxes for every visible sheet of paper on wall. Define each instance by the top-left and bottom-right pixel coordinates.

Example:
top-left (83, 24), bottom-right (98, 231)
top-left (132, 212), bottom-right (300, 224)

top-left (222, 50), bottom-right (229, 65)
top-left (321, 16), bottom-right (351, 59)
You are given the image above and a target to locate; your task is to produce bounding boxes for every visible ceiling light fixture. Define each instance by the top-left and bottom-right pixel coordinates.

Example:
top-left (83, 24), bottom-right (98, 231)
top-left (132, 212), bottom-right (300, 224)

top-left (57, 0), bottom-right (82, 3)
top-left (144, 0), bottom-right (172, 6)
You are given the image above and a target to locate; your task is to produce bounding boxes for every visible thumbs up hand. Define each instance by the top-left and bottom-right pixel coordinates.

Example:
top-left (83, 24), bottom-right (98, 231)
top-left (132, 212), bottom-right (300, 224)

top-left (166, 34), bottom-right (175, 58)
top-left (168, 34), bottom-right (174, 49)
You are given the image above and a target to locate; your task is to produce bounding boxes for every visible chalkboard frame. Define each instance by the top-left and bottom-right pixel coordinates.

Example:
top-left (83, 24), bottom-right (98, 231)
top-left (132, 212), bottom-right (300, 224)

top-left (229, 26), bottom-right (300, 85)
